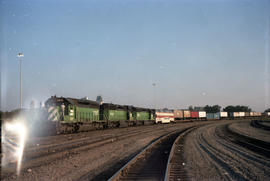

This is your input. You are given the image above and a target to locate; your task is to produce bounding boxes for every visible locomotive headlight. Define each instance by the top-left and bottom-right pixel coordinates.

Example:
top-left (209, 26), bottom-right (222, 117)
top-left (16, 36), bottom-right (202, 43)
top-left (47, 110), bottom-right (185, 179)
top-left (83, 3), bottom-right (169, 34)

top-left (2, 121), bottom-right (28, 175)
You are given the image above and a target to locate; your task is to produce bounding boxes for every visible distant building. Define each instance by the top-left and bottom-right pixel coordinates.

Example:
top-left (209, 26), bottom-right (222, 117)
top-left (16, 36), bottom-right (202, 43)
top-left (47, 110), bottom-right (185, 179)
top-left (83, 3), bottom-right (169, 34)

top-left (96, 95), bottom-right (103, 105)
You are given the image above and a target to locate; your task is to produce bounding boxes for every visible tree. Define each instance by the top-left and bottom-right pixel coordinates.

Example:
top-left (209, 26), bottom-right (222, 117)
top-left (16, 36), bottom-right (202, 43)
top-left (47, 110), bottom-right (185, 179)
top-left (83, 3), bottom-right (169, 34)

top-left (265, 108), bottom-right (270, 113)
top-left (223, 105), bottom-right (251, 112)
top-left (163, 108), bottom-right (169, 112)
top-left (203, 105), bottom-right (221, 113)
top-left (223, 105), bottom-right (234, 113)
top-left (204, 105), bottom-right (211, 113)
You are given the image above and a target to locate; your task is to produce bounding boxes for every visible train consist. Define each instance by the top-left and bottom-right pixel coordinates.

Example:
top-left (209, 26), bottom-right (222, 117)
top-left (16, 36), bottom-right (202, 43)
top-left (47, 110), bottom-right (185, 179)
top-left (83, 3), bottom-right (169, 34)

top-left (46, 96), bottom-right (155, 133)
top-left (45, 96), bottom-right (269, 133)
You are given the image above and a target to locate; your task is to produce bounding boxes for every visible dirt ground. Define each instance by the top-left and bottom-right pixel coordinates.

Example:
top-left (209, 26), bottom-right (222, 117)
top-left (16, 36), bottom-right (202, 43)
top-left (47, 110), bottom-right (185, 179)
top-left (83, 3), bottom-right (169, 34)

top-left (2, 119), bottom-right (269, 181)
top-left (183, 119), bottom-right (270, 181)
top-left (229, 120), bottom-right (270, 142)
top-left (1, 121), bottom-right (210, 181)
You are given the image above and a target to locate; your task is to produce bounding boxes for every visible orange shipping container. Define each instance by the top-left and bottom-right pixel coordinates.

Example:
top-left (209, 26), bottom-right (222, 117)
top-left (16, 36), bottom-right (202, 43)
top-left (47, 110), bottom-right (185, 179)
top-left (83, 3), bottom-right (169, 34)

top-left (174, 110), bottom-right (183, 119)
top-left (183, 110), bottom-right (191, 118)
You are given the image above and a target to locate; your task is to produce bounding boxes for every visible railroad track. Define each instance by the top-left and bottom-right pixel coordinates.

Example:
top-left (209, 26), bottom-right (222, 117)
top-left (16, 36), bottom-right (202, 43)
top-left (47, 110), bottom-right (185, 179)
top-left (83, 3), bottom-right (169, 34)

top-left (220, 124), bottom-right (270, 158)
top-left (1, 126), bottom-right (174, 179)
top-left (250, 120), bottom-right (270, 131)
top-left (165, 127), bottom-right (197, 181)
top-left (108, 126), bottom-right (196, 181)
top-left (165, 121), bottom-right (270, 181)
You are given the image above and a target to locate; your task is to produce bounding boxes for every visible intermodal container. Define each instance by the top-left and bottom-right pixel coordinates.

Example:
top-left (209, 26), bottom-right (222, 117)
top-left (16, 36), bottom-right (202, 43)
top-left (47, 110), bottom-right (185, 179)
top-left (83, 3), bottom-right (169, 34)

top-left (239, 112), bottom-right (245, 117)
top-left (245, 112), bottom-right (250, 117)
top-left (230, 112), bottom-right (240, 118)
top-left (250, 112), bottom-right (254, 116)
top-left (219, 112), bottom-right (228, 118)
top-left (267, 112), bottom-right (270, 116)
top-left (206, 113), bottom-right (220, 120)
top-left (198, 111), bottom-right (206, 118)
top-left (174, 110), bottom-right (183, 119)
top-left (254, 112), bottom-right (262, 116)
top-left (183, 110), bottom-right (191, 118)
top-left (190, 111), bottom-right (199, 118)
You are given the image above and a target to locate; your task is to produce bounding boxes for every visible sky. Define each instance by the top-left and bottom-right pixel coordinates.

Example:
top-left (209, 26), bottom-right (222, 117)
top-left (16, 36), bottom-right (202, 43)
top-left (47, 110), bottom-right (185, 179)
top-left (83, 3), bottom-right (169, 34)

top-left (0, 0), bottom-right (270, 112)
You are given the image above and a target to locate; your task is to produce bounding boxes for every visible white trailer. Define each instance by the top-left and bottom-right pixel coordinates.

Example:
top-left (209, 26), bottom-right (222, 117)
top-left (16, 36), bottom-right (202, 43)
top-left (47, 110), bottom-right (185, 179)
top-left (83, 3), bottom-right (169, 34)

top-left (219, 112), bottom-right (228, 118)
top-left (239, 112), bottom-right (245, 117)
top-left (155, 112), bottom-right (174, 124)
top-left (198, 111), bottom-right (206, 118)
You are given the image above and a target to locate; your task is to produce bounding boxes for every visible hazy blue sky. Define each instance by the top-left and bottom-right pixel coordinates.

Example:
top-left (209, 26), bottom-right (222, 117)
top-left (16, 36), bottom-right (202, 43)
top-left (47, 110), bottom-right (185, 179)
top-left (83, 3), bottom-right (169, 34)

top-left (1, 0), bottom-right (270, 111)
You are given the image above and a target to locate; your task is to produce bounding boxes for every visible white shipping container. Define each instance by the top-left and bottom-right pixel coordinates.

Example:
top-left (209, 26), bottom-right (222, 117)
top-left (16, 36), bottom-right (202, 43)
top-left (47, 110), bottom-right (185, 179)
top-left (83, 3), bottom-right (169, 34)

top-left (250, 112), bottom-right (254, 116)
top-left (220, 112), bottom-right (228, 118)
top-left (256, 112), bottom-right (262, 116)
top-left (239, 112), bottom-right (245, 117)
top-left (198, 111), bottom-right (206, 118)
top-left (267, 112), bottom-right (270, 116)
top-left (233, 112), bottom-right (240, 117)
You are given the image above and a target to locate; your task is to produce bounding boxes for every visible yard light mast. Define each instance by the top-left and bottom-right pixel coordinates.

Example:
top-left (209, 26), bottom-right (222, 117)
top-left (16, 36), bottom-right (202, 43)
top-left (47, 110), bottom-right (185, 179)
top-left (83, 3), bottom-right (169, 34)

top-left (152, 83), bottom-right (156, 110)
top-left (17, 53), bottom-right (24, 109)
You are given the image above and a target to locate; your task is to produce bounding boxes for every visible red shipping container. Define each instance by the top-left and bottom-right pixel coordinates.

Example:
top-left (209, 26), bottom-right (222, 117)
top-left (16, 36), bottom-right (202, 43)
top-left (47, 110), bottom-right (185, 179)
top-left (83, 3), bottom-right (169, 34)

top-left (190, 111), bottom-right (199, 118)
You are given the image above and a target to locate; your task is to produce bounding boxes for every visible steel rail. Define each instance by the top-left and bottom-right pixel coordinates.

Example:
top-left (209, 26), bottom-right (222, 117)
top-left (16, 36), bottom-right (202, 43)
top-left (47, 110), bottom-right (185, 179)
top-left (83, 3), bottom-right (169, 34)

top-left (164, 126), bottom-right (197, 181)
top-left (108, 126), bottom-right (196, 181)
top-left (108, 130), bottom-right (179, 181)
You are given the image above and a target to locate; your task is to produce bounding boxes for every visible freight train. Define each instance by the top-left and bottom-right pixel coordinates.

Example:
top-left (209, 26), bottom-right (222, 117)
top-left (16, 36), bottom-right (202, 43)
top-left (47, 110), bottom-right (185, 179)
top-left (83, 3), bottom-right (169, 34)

top-left (45, 96), bottom-right (268, 134)
top-left (46, 96), bottom-right (155, 133)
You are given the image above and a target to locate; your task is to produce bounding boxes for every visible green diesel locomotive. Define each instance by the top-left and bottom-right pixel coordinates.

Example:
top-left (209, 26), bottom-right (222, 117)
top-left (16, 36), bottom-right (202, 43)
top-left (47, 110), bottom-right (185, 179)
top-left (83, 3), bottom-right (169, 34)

top-left (45, 96), bottom-right (155, 133)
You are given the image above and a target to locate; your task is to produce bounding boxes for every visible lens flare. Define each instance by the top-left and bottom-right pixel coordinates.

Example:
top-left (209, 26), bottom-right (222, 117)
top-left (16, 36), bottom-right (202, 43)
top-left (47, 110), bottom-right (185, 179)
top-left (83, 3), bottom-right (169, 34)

top-left (2, 121), bottom-right (27, 175)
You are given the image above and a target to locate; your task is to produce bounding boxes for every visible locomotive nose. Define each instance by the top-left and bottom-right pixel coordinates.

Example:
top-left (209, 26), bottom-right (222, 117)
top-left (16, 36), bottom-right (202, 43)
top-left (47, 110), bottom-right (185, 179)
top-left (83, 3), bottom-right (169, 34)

top-left (48, 106), bottom-right (59, 122)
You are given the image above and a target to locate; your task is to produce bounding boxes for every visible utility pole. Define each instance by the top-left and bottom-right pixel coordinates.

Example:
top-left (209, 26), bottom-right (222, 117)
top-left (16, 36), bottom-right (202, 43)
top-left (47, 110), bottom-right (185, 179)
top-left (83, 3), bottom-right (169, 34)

top-left (152, 83), bottom-right (156, 110)
top-left (17, 53), bottom-right (24, 109)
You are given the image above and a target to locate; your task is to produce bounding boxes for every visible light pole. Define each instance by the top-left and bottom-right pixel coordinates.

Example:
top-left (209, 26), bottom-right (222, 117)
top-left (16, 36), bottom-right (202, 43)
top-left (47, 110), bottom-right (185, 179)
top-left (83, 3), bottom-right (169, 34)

top-left (152, 83), bottom-right (156, 110)
top-left (17, 53), bottom-right (24, 109)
